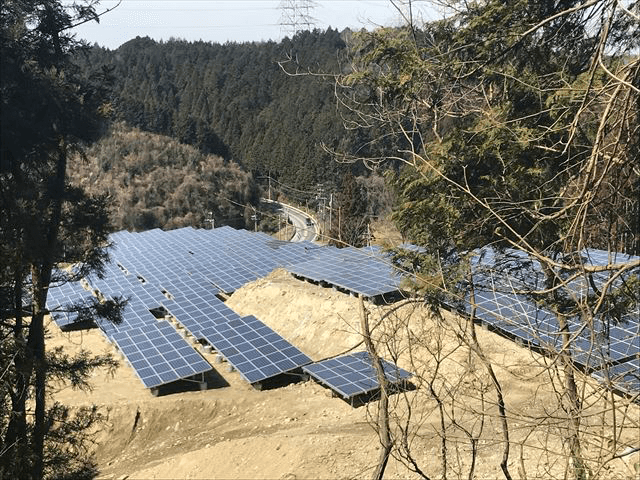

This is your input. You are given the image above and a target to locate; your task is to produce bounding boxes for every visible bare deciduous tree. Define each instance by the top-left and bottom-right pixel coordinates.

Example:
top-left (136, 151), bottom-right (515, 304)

top-left (339, 1), bottom-right (639, 479)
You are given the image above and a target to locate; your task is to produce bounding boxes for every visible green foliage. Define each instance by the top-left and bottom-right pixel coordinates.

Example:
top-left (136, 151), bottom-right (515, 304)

top-left (74, 30), bottom-right (363, 191)
top-left (43, 404), bottom-right (103, 480)
top-left (1, 1), bottom-right (122, 478)
top-left (347, 2), bottom-right (638, 257)
top-left (329, 173), bottom-right (369, 247)
top-left (46, 348), bottom-right (118, 391)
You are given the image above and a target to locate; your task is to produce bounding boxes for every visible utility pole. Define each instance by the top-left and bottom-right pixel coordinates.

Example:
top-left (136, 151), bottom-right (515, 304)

top-left (316, 183), bottom-right (326, 240)
top-left (205, 211), bottom-right (215, 229)
top-left (251, 208), bottom-right (259, 232)
top-left (329, 192), bottom-right (333, 232)
top-left (323, 197), bottom-right (327, 239)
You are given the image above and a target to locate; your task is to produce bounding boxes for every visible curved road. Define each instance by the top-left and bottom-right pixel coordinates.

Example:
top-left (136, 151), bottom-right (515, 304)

top-left (263, 199), bottom-right (317, 242)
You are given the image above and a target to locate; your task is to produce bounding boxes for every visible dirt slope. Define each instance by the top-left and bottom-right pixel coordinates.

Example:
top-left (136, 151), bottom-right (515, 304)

top-left (50, 269), bottom-right (640, 480)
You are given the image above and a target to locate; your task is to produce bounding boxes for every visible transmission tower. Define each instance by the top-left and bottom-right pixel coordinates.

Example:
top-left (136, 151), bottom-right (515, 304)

top-left (279, 0), bottom-right (317, 38)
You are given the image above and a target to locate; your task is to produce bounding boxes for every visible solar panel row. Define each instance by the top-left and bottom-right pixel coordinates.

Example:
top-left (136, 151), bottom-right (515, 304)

top-left (199, 315), bottom-right (312, 384)
top-left (591, 358), bottom-right (640, 396)
top-left (466, 247), bottom-right (639, 396)
top-left (166, 293), bottom-right (241, 339)
top-left (94, 296), bottom-right (158, 338)
top-left (471, 285), bottom-right (639, 366)
top-left (45, 265), bottom-right (215, 391)
top-left (112, 320), bottom-right (211, 389)
top-left (287, 246), bottom-right (404, 297)
top-left (303, 351), bottom-right (412, 400)
top-left (107, 228), bottom-right (329, 387)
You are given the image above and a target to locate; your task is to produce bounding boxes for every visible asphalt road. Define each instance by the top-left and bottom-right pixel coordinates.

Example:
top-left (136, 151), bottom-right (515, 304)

top-left (264, 200), bottom-right (317, 242)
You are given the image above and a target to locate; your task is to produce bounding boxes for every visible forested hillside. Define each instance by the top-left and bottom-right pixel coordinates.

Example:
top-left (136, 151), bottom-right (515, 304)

top-left (68, 124), bottom-right (259, 232)
top-left (76, 29), bottom-right (367, 190)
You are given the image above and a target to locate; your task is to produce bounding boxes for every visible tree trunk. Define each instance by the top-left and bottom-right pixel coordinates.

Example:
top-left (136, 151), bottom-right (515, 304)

top-left (468, 278), bottom-right (512, 480)
top-left (540, 263), bottom-right (586, 480)
top-left (30, 142), bottom-right (67, 479)
top-left (557, 313), bottom-right (587, 480)
top-left (30, 267), bottom-right (50, 480)
top-left (359, 297), bottom-right (392, 480)
top-left (2, 273), bottom-right (30, 478)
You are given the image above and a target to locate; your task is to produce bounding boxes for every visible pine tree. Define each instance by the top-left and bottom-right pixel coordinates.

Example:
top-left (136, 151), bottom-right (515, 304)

top-left (329, 173), bottom-right (368, 247)
top-left (1, 1), bottom-right (121, 477)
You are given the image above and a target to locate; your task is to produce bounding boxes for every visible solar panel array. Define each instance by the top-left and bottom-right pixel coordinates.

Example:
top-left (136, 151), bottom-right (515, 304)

top-left (46, 226), bottom-right (333, 390)
top-left (46, 226), bottom-right (637, 401)
top-left (303, 351), bottom-right (412, 400)
top-left (467, 247), bottom-right (640, 396)
top-left (287, 245), bottom-right (405, 298)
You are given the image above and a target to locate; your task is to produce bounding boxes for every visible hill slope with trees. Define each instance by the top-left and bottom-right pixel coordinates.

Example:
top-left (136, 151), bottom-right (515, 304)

top-left (76, 30), bottom-right (366, 190)
top-left (68, 124), bottom-right (259, 232)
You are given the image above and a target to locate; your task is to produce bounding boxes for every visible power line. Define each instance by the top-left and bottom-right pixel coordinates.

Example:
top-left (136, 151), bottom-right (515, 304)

top-left (95, 24), bottom-right (279, 29)
top-left (257, 175), bottom-right (318, 198)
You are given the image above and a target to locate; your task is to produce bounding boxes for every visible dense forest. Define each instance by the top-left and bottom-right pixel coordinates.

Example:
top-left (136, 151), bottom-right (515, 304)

top-left (73, 26), bottom-right (637, 249)
top-left (76, 29), bottom-right (371, 192)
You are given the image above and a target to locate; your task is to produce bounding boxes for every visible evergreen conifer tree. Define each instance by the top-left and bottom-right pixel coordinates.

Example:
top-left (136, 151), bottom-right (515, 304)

top-left (1, 1), bottom-right (122, 477)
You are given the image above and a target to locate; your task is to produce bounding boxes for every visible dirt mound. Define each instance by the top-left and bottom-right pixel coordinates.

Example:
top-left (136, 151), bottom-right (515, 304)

top-left (95, 382), bottom-right (380, 480)
top-left (226, 269), bottom-right (364, 359)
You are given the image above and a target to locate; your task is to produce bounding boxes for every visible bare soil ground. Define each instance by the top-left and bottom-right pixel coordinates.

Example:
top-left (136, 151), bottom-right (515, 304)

top-left (50, 269), bottom-right (640, 480)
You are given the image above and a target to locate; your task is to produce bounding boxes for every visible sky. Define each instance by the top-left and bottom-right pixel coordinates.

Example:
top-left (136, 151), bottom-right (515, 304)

top-left (69, 0), bottom-right (439, 49)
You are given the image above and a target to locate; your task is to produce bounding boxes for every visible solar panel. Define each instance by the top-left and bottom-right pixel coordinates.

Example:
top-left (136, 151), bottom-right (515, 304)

top-left (111, 320), bottom-right (211, 389)
top-left (46, 278), bottom-right (96, 328)
top-left (592, 358), bottom-right (640, 396)
top-left (287, 246), bottom-right (405, 298)
top-left (582, 248), bottom-right (640, 266)
top-left (303, 351), bottom-right (413, 400)
top-left (199, 315), bottom-right (312, 384)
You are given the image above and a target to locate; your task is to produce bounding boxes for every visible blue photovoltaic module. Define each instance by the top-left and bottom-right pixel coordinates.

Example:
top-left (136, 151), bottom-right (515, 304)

top-left (303, 351), bottom-right (413, 400)
top-left (111, 321), bottom-right (211, 389)
top-left (465, 247), bottom-right (639, 394)
top-left (199, 315), bottom-right (312, 384)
